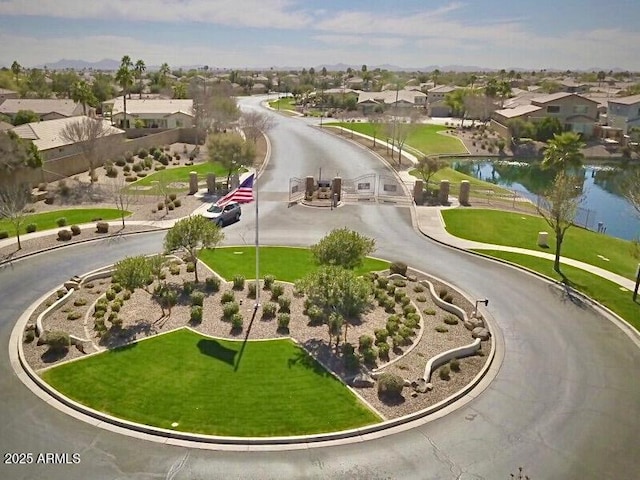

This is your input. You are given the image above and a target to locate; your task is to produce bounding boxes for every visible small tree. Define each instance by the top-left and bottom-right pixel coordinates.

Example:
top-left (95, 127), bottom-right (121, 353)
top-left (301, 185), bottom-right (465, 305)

top-left (415, 155), bottom-right (447, 190)
top-left (112, 255), bottom-right (154, 293)
top-left (536, 171), bottom-right (584, 274)
top-left (207, 132), bottom-right (255, 187)
top-left (13, 109), bottom-right (40, 126)
top-left (164, 216), bottom-right (224, 282)
top-left (0, 183), bottom-right (31, 249)
top-left (108, 176), bottom-right (136, 228)
top-left (311, 228), bottom-right (375, 269)
top-left (623, 167), bottom-right (640, 216)
top-left (240, 110), bottom-right (277, 144)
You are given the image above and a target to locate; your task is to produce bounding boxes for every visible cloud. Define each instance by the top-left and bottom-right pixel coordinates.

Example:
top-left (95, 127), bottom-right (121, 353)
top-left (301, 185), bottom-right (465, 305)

top-left (0, 0), bottom-right (312, 29)
top-left (312, 35), bottom-right (406, 49)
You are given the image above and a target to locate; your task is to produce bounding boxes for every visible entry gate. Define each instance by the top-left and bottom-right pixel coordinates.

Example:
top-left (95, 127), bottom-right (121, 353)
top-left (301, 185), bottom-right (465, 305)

top-left (377, 174), bottom-right (409, 204)
top-left (341, 173), bottom-right (376, 202)
top-left (288, 177), bottom-right (305, 203)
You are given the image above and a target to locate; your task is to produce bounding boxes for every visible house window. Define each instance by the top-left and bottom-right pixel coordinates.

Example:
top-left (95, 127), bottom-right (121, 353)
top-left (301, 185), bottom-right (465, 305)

top-left (573, 105), bottom-right (588, 114)
top-left (547, 105), bottom-right (560, 113)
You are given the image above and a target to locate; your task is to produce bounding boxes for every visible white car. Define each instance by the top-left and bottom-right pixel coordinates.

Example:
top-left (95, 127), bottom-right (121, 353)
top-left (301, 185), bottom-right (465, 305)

top-left (202, 202), bottom-right (241, 226)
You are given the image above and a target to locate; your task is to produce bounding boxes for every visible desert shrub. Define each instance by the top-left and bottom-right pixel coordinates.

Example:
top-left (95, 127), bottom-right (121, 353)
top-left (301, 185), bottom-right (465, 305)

top-left (383, 297), bottom-right (396, 313)
top-left (450, 358), bottom-right (460, 372)
top-left (392, 334), bottom-right (404, 349)
top-left (377, 372), bottom-right (404, 398)
top-left (190, 291), bottom-right (205, 307)
top-left (399, 296), bottom-right (411, 307)
top-left (137, 148), bottom-right (148, 159)
top-left (404, 314), bottom-right (420, 329)
top-left (25, 223), bottom-right (37, 233)
top-left (277, 313), bottom-right (290, 330)
top-left (377, 342), bottom-right (390, 360)
top-left (386, 318), bottom-right (400, 335)
top-left (190, 305), bottom-right (203, 324)
top-left (110, 302), bottom-right (121, 313)
top-left (125, 176), bottom-right (137, 182)
top-left (439, 365), bottom-right (451, 381)
top-left (435, 325), bottom-right (449, 333)
top-left (361, 347), bottom-right (377, 366)
top-left (158, 154), bottom-right (169, 166)
top-left (154, 165), bottom-right (166, 171)
top-left (115, 157), bottom-right (126, 167)
top-left (423, 308), bottom-right (436, 315)
top-left (393, 290), bottom-right (405, 302)
top-left (132, 161), bottom-right (144, 172)
top-left (402, 304), bottom-right (417, 316)
top-left (106, 165), bottom-right (118, 178)
top-left (377, 294), bottom-right (389, 307)
top-left (399, 325), bottom-right (414, 341)
top-left (444, 315), bottom-right (459, 325)
top-left (173, 199), bottom-right (182, 207)
top-left (221, 291), bottom-right (235, 304)
top-left (270, 283), bottom-right (284, 300)
top-left (182, 281), bottom-right (195, 295)
top-left (73, 298), bottom-right (87, 307)
top-left (169, 263), bottom-right (181, 275)
top-left (56, 288), bottom-right (67, 299)
top-left (247, 282), bottom-right (257, 298)
top-left (57, 229), bottom-right (72, 241)
top-left (44, 331), bottom-right (71, 352)
top-left (393, 279), bottom-right (407, 288)
top-left (56, 217), bottom-right (67, 227)
top-left (137, 172), bottom-right (148, 178)
top-left (231, 313), bottom-right (243, 330)
top-left (96, 222), bottom-right (109, 233)
top-left (232, 275), bottom-right (245, 290)
top-left (389, 261), bottom-right (407, 276)
top-left (415, 295), bottom-right (427, 303)
top-left (359, 335), bottom-right (374, 351)
top-left (58, 180), bottom-right (70, 197)
top-left (278, 296), bottom-right (291, 313)
top-left (222, 301), bottom-right (239, 319)
top-left (124, 151), bottom-right (134, 162)
top-left (167, 201), bottom-right (175, 211)
top-left (444, 294), bottom-right (454, 303)
top-left (157, 202), bottom-right (165, 210)
top-left (374, 328), bottom-right (389, 344)
top-left (438, 288), bottom-right (448, 299)
top-left (262, 302), bottom-right (277, 319)
top-left (122, 290), bottom-right (131, 301)
top-left (24, 330), bottom-right (35, 343)
top-left (151, 148), bottom-right (161, 159)
top-left (168, 193), bottom-right (177, 201)
top-left (342, 343), bottom-right (360, 371)
top-left (376, 277), bottom-right (389, 289)
top-left (67, 311), bottom-right (82, 321)
top-left (306, 305), bottom-right (324, 324)
top-left (413, 284), bottom-right (425, 293)
top-left (205, 276), bottom-right (220, 292)
top-left (386, 283), bottom-right (396, 294)
top-left (105, 289), bottom-right (116, 301)
top-left (186, 262), bottom-right (195, 273)
top-left (0, 231), bottom-right (9, 239)
top-left (263, 274), bottom-right (275, 290)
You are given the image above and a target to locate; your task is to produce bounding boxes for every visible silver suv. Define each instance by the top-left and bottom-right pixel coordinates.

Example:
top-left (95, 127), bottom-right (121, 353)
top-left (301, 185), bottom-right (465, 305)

top-left (203, 201), bottom-right (241, 226)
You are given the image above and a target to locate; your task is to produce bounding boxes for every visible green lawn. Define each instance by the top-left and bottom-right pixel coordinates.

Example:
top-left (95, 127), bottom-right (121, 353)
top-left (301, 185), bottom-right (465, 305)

top-left (327, 123), bottom-right (467, 155)
top-left (409, 167), bottom-right (513, 196)
top-left (477, 250), bottom-right (640, 330)
top-left (442, 209), bottom-right (637, 280)
top-left (0, 208), bottom-right (128, 237)
top-left (126, 162), bottom-right (232, 193)
top-left (41, 329), bottom-right (381, 436)
top-left (268, 98), bottom-right (296, 111)
top-left (200, 246), bottom-right (389, 282)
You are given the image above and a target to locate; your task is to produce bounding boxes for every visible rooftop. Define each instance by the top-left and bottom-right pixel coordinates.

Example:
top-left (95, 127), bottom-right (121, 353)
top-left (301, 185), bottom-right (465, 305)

top-left (0, 98), bottom-right (80, 116)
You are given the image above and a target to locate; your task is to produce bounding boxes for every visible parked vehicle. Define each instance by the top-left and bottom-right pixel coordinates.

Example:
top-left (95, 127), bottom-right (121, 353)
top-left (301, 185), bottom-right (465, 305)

top-left (202, 201), bottom-right (241, 226)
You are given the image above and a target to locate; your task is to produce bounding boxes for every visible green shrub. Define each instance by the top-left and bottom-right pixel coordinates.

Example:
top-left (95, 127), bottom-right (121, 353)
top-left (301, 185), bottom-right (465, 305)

top-left (125, 176), bottom-right (137, 182)
top-left (306, 305), bottom-right (324, 324)
top-left (359, 335), bottom-right (374, 351)
top-left (111, 283), bottom-right (123, 293)
top-left (205, 276), bottom-right (220, 292)
top-left (26, 223), bottom-right (37, 233)
top-left (398, 325), bottom-right (414, 343)
top-left (278, 296), bottom-right (291, 313)
top-left (386, 283), bottom-right (396, 294)
top-left (377, 342), bottom-right (390, 360)
top-left (24, 330), bottom-right (35, 343)
top-left (124, 151), bottom-right (134, 163)
top-left (67, 311), bottom-right (81, 321)
top-left (105, 289), bottom-right (116, 301)
top-left (263, 275), bottom-right (275, 290)
top-left (438, 288), bottom-right (448, 299)
top-left (444, 294), bottom-right (454, 304)
top-left (167, 202), bottom-right (174, 210)
top-left (374, 328), bottom-right (389, 344)
top-left (277, 313), bottom-right (290, 331)
top-left (393, 279), bottom-right (407, 287)
top-left (262, 302), bottom-right (277, 319)
top-left (106, 165), bottom-right (118, 178)
top-left (221, 291), bottom-right (235, 304)
top-left (70, 224), bottom-right (81, 236)
top-left (222, 301), bottom-right (239, 319)
top-left (392, 334), bottom-right (403, 349)
top-left (450, 358), bottom-right (460, 372)
top-left (423, 308), bottom-right (436, 315)
top-left (173, 199), bottom-right (182, 207)
top-left (377, 372), bottom-right (404, 398)
top-left (403, 304), bottom-right (417, 316)
top-left (115, 157), bottom-right (126, 167)
top-left (169, 193), bottom-right (177, 201)
top-left (415, 295), bottom-right (427, 303)
top-left (386, 318), bottom-right (400, 335)
top-left (96, 222), bottom-right (109, 233)
top-left (137, 148), bottom-right (148, 158)
top-left (404, 315), bottom-right (420, 329)
top-left (186, 262), bottom-right (195, 273)
top-left (439, 365), bottom-right (451, 381)
top-left (231, 313), bottom-right (243, 330)
top-left (342, 343), bottom-right (360, 371)
top-left (44, 331), bottom-right (71, 351)
top-left (0, 231), bottom-right (8, 239)
top-left (73, 298), bottom-right (87, 307)
top-left (190, 291), bottom-right (204, 306)
top-left (399, 296), bottom-right (411, 307)
top-left (377, 277), bottom-right (389, 289)
top-left (389, 261), bottom-right (407, 276)
top-left (232, 275), bottom-right (245, 290)
top-left (444, 315), bottom-right (459, 325)
top-left (157, 202), bottom-right (165, 210)
top-left (191, 305), bottom-right (203, 323)
top-left (57, 229), bottom-right (72, 241)
top-left (435, 325), bottom-right (449, 333)
top-left (394, 290), bottom-right (405, 302)
top-left (110, 302), bottom-right (121, 313)
top-left (361, 347), bottom-right (377, 366)
top-left (383, 297), bottom-right (396, 313)
top-left (122, 290), bottom-right (132, 301)
top-left (56, 217), bottom-right (67, 227)
top-left (270, 283), bottom-right (284, 300)
top-left (56, 289), bottom-right (67, 299)
top-left (413, 284), bottom-right (425, 293)
top-left (169, 263), bottom-right (181, 275)
top-left (247, 282), bottom-right (257, 298)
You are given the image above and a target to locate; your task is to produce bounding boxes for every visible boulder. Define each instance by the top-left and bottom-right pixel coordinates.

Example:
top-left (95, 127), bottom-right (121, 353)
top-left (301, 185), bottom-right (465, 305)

top-left (472, 327), bottom-right (490, 341)
top-left (406, 274), bottom-right (417, 282)
top-left (352, 373), bottom-right (375, 388)
top-left (413, 378), bottom-right (429, 393)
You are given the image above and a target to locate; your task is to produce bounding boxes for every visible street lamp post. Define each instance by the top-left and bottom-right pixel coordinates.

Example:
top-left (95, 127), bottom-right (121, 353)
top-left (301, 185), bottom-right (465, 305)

top-left (633, 263), bottom-right (640, 302)
top-left (473, 298), bottom-right (489, 317)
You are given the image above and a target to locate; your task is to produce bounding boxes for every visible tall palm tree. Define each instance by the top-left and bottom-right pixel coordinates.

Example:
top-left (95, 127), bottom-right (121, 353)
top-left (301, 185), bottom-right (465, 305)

top-left (159, 62), bottom-right (171, 87)
top-left (71, 80), bottom-right (96, 115)
top-left (115, 55), bottom-right (134, 128)
top-left (134, 59), bottom-right (146, 98)
top-left (542, 132), bottom-right (585, 171)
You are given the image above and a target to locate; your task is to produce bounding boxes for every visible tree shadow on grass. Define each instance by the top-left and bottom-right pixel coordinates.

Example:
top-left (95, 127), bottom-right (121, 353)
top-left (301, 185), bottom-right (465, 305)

top-left (287, 345), bottom-right (332, 378)
top-left (99, 322), bottom-right (155, 349)
top-left (197, 339), bottom-right (237, 366)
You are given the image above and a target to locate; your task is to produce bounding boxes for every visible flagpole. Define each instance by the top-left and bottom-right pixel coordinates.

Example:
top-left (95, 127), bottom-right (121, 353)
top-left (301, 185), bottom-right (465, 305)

top-left (254, 167), bottom-right (260, 309)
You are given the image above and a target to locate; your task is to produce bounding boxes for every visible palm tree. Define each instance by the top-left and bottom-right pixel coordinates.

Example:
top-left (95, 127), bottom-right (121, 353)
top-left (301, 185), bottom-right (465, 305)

top-left (134, 59), bottom-right (146, 98)
top-left (159, 62), bottom-right (171, 87)
top-left (432, 69), bottom-right (441, 87)
top-left (10, 60), bottom-right (21, 85)
top-left (115, 56), bottom-right (134, 128)
top-left (71, 80), bottom-right (96, 115)
top-left (542, 132), bottom-right (585, 171)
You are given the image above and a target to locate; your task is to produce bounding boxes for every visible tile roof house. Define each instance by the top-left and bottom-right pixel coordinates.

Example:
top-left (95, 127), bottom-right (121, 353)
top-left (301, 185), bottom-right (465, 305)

top-left (607, 94), bottom-right (640, 134)
top-left (0, 88), bottom-right (19, 104)
top-left (357, 89), bottom-right (426, 114)
top-left (0, 99), bottom-right (84, 121)
top-left (11, 116), bottom-right (124, 160)
top-left (426, 85), bottom-right (458, 117)
top-left (104, 98), bottom-right (194, 129)
top-left (530, 93), bottom-right (599, 136)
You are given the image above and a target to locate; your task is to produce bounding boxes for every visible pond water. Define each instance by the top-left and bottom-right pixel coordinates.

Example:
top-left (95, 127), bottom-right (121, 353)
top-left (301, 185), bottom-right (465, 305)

top-left (450, 158), bottom-right (640, 241)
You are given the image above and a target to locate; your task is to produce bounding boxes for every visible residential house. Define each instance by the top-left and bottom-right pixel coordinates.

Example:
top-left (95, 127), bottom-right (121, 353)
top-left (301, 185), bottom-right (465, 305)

top-left (105, 98), bottom-right (194, 129)
top-left (530, 92), bottom-right (599, 136)
top-left (0, 88), bottom-right (19, 104)
top-left (559, 79), bottom-right (589, 94)
top-left (11, 116), bottom-right (124, 161)
top-left (0, 99), bottom-right (84, 121)
top-left (426, 85), bottom-right (458, 117)
top-left (357, 89), bottom-right (426, 115)
top-left (607, 94), bottom-right (640, 134)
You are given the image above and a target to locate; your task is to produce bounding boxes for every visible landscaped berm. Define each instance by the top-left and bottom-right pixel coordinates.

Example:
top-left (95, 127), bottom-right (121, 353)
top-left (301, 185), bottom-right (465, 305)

top-left (25, 245), bottom-right (492, 438)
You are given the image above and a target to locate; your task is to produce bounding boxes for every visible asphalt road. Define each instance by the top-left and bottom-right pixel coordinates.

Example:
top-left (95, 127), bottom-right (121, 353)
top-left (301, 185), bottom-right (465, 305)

top-left (0, 97), bottom-right (638, 480)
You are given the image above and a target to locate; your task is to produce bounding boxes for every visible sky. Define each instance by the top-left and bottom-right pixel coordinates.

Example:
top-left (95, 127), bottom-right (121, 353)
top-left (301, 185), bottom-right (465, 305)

top-left (1, 0), bottom-right (639, 71)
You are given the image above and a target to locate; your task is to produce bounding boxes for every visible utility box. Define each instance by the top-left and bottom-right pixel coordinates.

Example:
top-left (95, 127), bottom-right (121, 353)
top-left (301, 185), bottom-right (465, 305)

top-left (537, 231), bottom-right (549, 248)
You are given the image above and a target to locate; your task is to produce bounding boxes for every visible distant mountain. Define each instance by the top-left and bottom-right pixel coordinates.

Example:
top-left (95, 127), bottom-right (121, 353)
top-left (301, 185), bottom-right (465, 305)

top-left (316, 63), bottom-right (496, 73)
top-left (37, 58), bottom-right (121, 70)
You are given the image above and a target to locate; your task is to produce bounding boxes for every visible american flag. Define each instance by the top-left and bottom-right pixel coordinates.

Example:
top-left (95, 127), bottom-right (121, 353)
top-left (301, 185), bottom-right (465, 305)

top-left (216, 173), bottom-right (255, 206)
